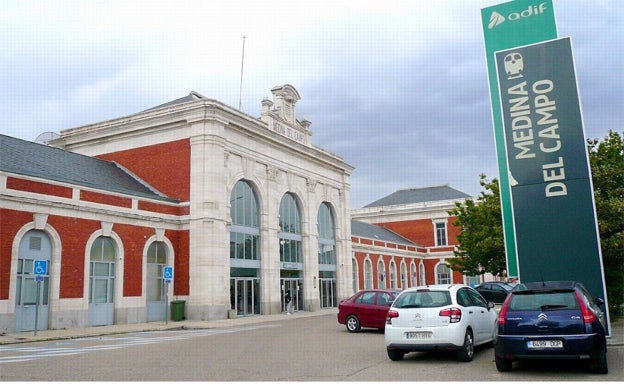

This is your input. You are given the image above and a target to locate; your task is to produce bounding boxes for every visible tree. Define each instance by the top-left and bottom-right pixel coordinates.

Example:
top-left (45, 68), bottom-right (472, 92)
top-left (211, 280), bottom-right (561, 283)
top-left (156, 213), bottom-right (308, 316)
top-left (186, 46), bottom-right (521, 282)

top-left (588, 130), bottom-right (623, 316)
top-left (448, 174), bottom-right (506, 276)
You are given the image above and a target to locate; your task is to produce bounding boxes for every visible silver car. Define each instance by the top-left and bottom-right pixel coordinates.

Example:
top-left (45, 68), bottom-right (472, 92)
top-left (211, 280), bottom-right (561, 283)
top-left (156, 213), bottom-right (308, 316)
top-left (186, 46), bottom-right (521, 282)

top-left (384, 284), bottom-right (498, 362)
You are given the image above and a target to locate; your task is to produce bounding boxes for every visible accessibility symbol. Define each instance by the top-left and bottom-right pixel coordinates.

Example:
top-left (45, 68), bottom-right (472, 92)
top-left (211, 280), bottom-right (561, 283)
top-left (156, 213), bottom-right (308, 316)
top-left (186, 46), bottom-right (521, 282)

top-left (163, 266), bottom-right (173, 283)
top-left (33, 260), bottom-right (48, 276)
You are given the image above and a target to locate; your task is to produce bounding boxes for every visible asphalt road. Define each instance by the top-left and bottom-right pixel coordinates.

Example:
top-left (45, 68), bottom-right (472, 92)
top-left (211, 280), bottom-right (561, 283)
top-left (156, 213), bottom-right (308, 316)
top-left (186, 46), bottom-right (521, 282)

top-left (0, 314), bottom-right (622, 381)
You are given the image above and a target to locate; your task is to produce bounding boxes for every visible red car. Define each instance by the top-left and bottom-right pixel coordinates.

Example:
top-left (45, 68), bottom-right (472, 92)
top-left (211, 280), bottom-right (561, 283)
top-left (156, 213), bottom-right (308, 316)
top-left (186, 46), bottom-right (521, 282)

top-left (338, 289), bottom-right (401, 332)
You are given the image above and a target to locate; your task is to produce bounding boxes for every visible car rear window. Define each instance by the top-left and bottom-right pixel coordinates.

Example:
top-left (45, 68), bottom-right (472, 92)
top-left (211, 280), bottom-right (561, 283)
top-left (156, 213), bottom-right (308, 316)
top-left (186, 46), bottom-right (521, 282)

top-left (394, 291), bottom-right (451, 308)
top-left (508, 291), bottom-right (579, 311)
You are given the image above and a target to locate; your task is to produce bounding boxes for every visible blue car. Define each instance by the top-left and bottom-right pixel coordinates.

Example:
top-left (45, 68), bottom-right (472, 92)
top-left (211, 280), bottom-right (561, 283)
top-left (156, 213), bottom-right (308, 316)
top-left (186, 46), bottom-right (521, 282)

top-left (494, 281), bottom-right (608, 374)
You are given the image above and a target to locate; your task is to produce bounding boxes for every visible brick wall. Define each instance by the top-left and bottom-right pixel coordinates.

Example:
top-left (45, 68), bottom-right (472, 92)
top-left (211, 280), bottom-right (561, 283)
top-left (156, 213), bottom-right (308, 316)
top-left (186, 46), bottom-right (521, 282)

top-left (96, 139), bottom-right (191, 202)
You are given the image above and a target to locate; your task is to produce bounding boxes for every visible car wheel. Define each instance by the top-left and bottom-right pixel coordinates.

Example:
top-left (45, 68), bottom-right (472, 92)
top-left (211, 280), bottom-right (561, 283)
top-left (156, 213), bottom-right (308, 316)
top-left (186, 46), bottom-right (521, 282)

top-left (387, 348), bottom-right (405, 361)
top-left (589, 347), bottom-right (608, 374)
top-left (495, 355), bottom-right (512, 372)
top-left (345, 315), bottom-right (361, 333)
top-left (457, 329), bottom-right (474, 362)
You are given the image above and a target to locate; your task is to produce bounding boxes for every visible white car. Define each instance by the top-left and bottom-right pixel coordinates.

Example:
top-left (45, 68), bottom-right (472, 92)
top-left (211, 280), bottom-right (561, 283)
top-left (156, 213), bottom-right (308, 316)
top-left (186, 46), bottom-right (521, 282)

top-left (384, 284), bottom-right (498, 362)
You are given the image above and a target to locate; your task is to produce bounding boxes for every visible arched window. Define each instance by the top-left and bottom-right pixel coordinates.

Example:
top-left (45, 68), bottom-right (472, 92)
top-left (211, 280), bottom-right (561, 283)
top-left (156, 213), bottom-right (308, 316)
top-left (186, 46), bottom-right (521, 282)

top-left (400, 262), bottom-right (408, 289)
top-left (364, 259), bottom-right (373, 289)
top-left (410, 261), bottom-right (417, 287)
top-left (377, 259), bottom-right (386, 289)
top-left (352, 257), bottom-right (359, 292)
top-left (317, 203), bottom-right (335, 266)
top-left (230, 180), bottom-right (260, 261)
top-left (317, 202), bottom-right (337, 308)
top-left (419, 263), bottom-right (426, 286)
top-left (436, 263), bottom-right (451, 284)
top-left (389, 261), bottom-right (397, 289)
top-left (279, 193), bottom-right (302, 263)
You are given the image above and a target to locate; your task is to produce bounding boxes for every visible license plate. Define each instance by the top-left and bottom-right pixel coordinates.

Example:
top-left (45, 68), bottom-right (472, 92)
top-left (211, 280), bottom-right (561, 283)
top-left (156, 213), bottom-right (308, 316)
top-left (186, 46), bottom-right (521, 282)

top-left (406, 332), bottom-right (432, 339)
top-left (526, 340), bottom-right (563, 349)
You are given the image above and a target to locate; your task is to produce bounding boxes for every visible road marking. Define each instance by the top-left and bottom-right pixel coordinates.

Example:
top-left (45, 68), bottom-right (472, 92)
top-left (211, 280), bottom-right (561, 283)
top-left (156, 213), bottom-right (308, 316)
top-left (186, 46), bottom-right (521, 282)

top-left (0, 324), bottom-right (277, 364)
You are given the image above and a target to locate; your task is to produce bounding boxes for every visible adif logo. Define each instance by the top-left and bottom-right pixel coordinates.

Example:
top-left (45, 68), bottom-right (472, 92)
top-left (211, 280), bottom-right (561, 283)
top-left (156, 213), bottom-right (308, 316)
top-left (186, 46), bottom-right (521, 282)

top-left (488, 12), bottom-right (506, 29)
top-left (488, 2), bottom-right (548, 29)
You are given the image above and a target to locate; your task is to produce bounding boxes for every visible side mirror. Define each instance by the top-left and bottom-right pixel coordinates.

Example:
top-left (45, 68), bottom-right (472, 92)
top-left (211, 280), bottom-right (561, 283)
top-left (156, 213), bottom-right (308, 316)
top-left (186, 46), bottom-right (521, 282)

top-left (595, 297), bottom-right (605, 306)
top-left (487, 301), bottom-right (496, 310)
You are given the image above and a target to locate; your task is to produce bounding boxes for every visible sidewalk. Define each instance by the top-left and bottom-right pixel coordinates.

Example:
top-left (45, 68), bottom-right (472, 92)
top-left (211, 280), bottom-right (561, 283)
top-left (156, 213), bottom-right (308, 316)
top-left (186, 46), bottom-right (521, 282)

top-left (0, 308), bottom-right (338, 345)
top-left (1, 310), bottom-right (621, 347)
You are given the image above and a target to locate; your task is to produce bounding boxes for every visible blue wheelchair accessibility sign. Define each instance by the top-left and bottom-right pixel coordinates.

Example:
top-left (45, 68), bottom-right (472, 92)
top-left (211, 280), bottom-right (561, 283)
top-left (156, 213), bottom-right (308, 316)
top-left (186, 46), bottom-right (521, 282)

top-left (33, 260), bottom-right (48, 276)
top-left (163, 266), bottom-right (173, 283)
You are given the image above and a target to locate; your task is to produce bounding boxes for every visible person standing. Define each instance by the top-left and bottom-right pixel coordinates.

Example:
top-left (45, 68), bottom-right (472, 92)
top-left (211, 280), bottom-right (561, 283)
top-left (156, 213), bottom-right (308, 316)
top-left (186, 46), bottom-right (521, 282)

top-left (285, 290), bottom-right (292, 314)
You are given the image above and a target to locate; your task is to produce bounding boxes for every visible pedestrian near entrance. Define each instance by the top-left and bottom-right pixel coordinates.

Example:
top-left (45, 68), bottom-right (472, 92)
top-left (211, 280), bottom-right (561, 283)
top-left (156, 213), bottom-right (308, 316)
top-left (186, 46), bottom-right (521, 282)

top-left (285, 290), bottom-right (292, 314)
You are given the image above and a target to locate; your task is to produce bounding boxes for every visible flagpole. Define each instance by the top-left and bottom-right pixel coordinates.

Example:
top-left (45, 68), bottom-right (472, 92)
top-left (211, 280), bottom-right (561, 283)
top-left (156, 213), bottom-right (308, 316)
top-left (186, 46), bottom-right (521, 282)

top-left (239, 36), bottom-right (245, 110)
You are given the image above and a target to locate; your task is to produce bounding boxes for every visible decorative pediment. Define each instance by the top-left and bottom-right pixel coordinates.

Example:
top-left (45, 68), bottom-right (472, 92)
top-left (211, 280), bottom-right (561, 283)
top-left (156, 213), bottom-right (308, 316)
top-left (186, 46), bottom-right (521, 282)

top-left (260, 84), bottom-right (312, 146)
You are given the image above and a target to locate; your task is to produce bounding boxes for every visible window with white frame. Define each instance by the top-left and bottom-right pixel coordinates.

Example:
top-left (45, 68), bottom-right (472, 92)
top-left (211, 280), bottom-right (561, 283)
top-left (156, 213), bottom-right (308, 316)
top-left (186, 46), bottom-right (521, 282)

top-left (352, 257), bottom-right (359, 291)
top-left (400, 262), bottom-right (407, 289)
top-left (410, 262), bottom-right (417, 287)
top-left (377, 260), bottom-right (386, 289)
top-left (436, 263), bottom-right (451, 284)
top-left (419, 263), bottom-right (426, 285)
top-left (364, 259), bottom-right (373, 289)
top-left (389, 261), bottom-right (397, 289)
top-left (434, 221), bottom-right (448, 246)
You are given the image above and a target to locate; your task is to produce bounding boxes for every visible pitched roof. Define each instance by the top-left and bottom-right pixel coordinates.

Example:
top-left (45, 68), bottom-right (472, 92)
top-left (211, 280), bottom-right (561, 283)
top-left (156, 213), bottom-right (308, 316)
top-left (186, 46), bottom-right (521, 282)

top-left (0, 134), bottom-right (175, 202)
top-left (363, 185), bottom-right (471, 208)
top-left (142, 91), bottom-right (208, 112)
top-left (351, 220), bottom-right (418, 246)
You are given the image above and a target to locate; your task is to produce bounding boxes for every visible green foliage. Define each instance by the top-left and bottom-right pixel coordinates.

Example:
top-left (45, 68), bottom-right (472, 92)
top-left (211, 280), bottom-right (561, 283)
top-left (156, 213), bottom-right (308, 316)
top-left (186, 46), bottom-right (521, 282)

top-left (588, 130), bottom-right (624, 316)
top-left (448, 174), bottom-right (506, 276)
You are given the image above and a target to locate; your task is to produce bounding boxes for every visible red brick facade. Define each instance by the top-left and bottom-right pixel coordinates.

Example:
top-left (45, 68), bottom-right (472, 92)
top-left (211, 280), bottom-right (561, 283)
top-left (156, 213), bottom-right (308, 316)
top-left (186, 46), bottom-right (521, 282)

top-left (1, 174), bottom-right (190, 301)
top-left (351, 215), bottom-right (466, 290)
top-left (96, 139), bottom-right (191, 201)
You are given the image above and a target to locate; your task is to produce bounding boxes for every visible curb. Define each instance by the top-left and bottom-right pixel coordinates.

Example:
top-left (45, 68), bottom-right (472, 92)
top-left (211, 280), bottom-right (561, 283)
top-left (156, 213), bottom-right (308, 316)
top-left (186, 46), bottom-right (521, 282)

top-left (0, 309), bottom-right (337, 346)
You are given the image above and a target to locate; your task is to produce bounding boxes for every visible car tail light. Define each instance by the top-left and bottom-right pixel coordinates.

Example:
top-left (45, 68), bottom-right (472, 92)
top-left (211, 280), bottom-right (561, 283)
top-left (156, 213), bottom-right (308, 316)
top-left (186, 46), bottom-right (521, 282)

top-left (497, 295), bottom-right (513, 325)
top-left (575, 291), bottom-right (597, 323)
top-left (386, 310), bottom-right (399, 325)
top-left (439, 307), bottom-right (462, 323)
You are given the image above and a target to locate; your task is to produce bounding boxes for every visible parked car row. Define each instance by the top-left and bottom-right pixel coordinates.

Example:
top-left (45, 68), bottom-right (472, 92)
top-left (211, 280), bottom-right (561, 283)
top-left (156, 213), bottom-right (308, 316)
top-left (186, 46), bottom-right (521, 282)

top-left (337, 281), bottom-right (608, 374)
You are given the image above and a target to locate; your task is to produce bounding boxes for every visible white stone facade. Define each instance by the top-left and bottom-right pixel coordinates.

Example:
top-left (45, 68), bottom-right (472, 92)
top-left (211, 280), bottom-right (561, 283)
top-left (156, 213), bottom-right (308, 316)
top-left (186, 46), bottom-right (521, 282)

top-left (53, 84), bottom-right (354, 320)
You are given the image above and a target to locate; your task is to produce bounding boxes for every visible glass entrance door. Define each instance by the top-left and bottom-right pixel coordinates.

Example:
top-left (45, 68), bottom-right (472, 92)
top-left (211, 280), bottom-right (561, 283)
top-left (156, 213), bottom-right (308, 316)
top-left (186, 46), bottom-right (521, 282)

top-left (320, 278), bottom-right (337, 308)
top-left (281, 278), bottom-right (303, 313)
top-left (231, 278), bottom-right (260, 316)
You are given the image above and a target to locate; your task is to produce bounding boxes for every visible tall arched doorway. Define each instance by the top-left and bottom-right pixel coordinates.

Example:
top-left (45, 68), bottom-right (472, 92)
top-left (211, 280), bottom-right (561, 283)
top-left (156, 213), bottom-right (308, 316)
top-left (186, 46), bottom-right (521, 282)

top-left (279, 192), bottom-right (304, 313)
top-left (89, 236), bottom-right (116, 326)
top-left (15, 230), bottom-right (52, 332)
top-left (229, 180), bottom-right (261, 316)
top-left (317, 202), bottom-right (337, 308)
top-left (146, 241), bottom-right (168, 321)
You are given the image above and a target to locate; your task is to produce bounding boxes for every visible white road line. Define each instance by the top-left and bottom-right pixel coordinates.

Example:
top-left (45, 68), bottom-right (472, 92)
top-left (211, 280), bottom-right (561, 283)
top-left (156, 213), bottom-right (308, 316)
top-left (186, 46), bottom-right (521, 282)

top-left (0, 324), bottom-right (277, 364)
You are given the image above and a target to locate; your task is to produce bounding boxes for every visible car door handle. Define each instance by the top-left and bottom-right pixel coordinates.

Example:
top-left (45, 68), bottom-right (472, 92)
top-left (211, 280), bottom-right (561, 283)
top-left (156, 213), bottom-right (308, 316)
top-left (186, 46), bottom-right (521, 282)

top-left (469, 311), bottom-right (474, 314)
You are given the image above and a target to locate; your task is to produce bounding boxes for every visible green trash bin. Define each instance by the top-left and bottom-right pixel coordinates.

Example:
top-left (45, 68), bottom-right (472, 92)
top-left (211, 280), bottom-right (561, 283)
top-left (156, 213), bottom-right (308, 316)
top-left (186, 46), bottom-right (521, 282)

top-left (170, 300), bottom-right (186, 321)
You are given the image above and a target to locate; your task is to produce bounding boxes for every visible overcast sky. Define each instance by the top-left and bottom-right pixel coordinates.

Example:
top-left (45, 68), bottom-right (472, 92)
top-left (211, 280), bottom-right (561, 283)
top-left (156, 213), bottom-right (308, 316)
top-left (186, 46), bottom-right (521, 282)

top-left (1, 1), bottom-right (622, 208)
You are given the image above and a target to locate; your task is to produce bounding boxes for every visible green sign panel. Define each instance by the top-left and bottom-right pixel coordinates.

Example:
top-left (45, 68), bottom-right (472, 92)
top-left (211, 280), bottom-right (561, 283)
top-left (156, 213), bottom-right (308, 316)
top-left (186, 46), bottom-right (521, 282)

top-left (494, 38), bottom-right (609, 314)
top-left (482, 0), bottom-right (557, 277)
